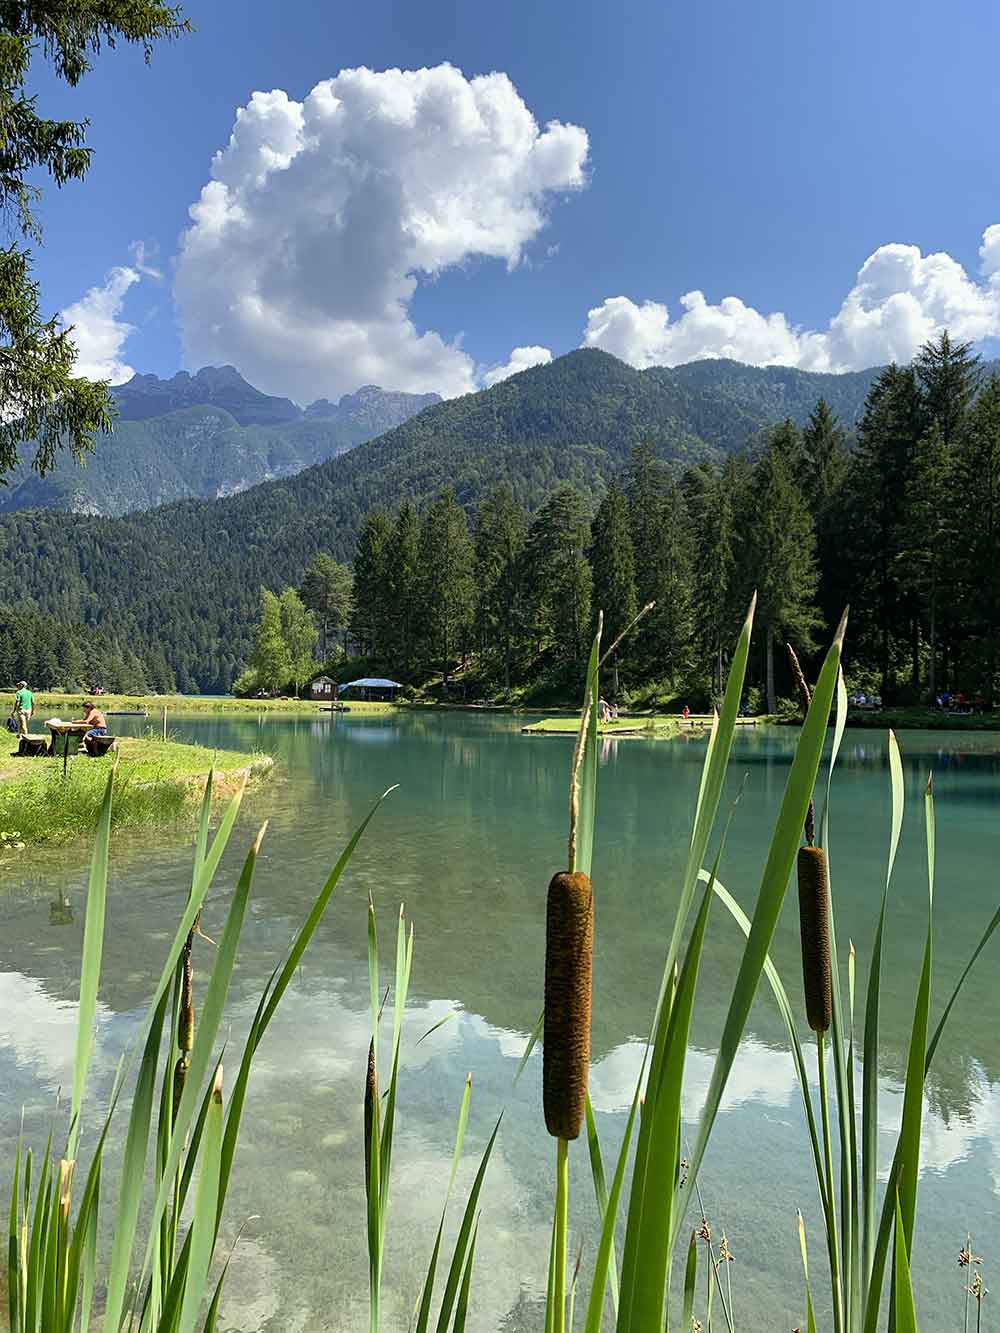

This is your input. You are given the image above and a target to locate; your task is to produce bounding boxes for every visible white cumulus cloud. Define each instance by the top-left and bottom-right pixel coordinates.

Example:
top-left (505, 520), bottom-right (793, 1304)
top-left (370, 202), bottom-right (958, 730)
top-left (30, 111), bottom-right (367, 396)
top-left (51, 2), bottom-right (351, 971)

top-left (61, 265), bottom-right (141, 383)
top-left (482, 344), bottom-right (553, 387)
top-left (174, 65), bottom-right (589, 404)
top-left (583, 226), bottom-right (1000, 373)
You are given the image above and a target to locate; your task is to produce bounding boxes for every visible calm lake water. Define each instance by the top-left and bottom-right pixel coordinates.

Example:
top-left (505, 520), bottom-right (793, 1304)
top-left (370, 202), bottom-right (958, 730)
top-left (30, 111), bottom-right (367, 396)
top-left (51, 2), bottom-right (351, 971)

top-left (3, 712), bottom-right (1000, 1330)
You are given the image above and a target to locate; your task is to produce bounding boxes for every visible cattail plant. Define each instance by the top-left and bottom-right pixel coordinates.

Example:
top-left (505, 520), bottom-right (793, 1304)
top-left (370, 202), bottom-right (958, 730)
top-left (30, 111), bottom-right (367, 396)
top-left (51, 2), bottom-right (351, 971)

top-left (796, 844), bottom-right (832, 1033)
top-left (364, 1036), bottom-right (378, 1200)
top-left (172, 928), bottom-right (196, 1123)
top-left (543, 870), bottom-right (594, 1140)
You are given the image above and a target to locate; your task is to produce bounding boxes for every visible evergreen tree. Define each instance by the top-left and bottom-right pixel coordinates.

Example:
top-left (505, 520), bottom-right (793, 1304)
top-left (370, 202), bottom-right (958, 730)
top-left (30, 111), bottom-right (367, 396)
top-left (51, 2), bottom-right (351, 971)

top-left (589, 478), bottom-right (637, 697)
top-left (474, 485), bottom-right (527, 695)
top-left (913, 331), bottom-right (981, 446)
top-left (417, 488), bottom-right (476, 684)
top-left (896, 425), bottom-right (953, 697)
top-left (954, 374), bottom-right (1000, 703)
top-left (279, 588), bottom-right (318, 696)
top-left (0, 2), bottom-right (190, 478)
top-left (802, 399), bottom-right (850, 512)
top-left (746, 436), bottom-right (820, 713)
top-left (687, 460), bottom-right (742, 697)
top-left (300, 553), bottom-right (353, 661)
top-left (248, 589), bottom-right (291, 694)
top-left (842, 364), bottom-right (923, 697)
top-left (385, 501), bottom-right (421, 670)
top-left (523, 485), bottom-right (593, 670)
top-left (626, 442), bottom-right (695, 684)
top-left (350, 510), bottom-right (393, 658)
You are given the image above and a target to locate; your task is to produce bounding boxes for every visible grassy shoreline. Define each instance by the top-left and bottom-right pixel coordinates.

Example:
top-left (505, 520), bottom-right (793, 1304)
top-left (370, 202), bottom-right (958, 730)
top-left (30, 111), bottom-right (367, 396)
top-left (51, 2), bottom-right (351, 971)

top-left (0, 736), bottom-right (273, 848)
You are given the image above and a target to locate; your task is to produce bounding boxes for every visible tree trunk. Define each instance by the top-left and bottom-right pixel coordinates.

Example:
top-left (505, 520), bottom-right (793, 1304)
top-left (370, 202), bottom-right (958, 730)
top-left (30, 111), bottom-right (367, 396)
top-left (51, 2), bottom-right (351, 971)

top-left (928, 594), bottom-right (937, 698)
top-left (910, 616), bottom-right (919, 692)
top-left (612, 661), bottom-right (620, 699)
top-left (765, 624), bottom-right (776, 715)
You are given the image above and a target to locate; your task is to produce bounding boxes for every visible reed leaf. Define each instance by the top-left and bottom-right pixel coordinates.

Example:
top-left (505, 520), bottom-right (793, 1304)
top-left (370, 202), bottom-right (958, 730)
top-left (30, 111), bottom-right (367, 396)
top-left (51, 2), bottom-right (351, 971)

top-left (673, 611), bottom-right (844, 1256)
top-left (582, 1076), bottom-right (642, 1333)
top-left (415, 1074), bottom-right (473, 1333)
top-left (683, 1229), bottom-right (698, 1331)
top-left (434, 1114), bottom-right (502, 1333)
top-left (892, 1193), bottom-right (919, 1333)
top-left (861, 728), bottom-right (904, 1291)
top-left (174, 1072), bottom-right (224, 1333)
top-left (68, 770), bottom-right (114, 1156)
top-left (451, 1218), bottom-right (479, 1333)
top-left (799, 1211), bottom-right (818, 1333)
top-left (571, 624), bottom-right (601, 878)
top-left (584, 1096), bottom-right (619, 1315)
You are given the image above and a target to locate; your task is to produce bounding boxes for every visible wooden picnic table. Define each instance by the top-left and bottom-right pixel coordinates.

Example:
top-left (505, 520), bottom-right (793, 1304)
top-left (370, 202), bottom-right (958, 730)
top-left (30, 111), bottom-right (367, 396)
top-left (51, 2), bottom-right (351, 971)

top-left (46, 720), bottom-right (92, 772)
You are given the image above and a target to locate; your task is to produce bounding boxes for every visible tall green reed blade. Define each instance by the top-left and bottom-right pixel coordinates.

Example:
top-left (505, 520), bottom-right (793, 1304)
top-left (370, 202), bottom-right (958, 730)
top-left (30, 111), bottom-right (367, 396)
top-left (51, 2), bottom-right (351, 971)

top-left (671, 610), bottom-right (845, 1257)
top-left (683, 1229), bottom-right (698, 1332)
top-left (173, 1072), bottom-right (224, 1333)
top-left (891, 1194), bottom-right (919, 1333)
top-left (582, 1074), bottom-right (643, 1333)
top-left (434, 1114), bottom-right (502, 1333)
top-left (68, 770), bottom-right (114, 1157)
top-left (617, 851), bottom-right (720, 1332)
top-left (451, 1218), bottom-right (479, 1333)
top-left (615, 599), bottom-right (755, 1330)
top-left (584, 1096), bottom-right (619, 1315)
top-left (799, 1212), bottom-right (819, 1333)
top-left (861, 729), bottom-right (905, 1293)
top-left (124, 822), bottom-right (264, 1329)
top-left (704, 869), bottom-right (829, 1220)
top-left (863, 776), bottom-right (935, 1333)
top-left (415, 1074), bottom-right (473, 1333)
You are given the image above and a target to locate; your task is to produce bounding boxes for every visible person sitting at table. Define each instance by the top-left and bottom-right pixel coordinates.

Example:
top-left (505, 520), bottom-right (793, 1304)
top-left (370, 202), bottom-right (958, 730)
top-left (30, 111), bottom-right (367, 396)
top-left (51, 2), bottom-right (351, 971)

top-left (71, 700), bottom-right (108, 738)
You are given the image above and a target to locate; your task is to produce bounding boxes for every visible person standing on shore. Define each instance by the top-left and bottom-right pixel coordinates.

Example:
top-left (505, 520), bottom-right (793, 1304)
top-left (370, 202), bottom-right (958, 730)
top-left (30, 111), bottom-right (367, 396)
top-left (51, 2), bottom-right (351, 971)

top-left (13, 680), bottom-right (33, 737)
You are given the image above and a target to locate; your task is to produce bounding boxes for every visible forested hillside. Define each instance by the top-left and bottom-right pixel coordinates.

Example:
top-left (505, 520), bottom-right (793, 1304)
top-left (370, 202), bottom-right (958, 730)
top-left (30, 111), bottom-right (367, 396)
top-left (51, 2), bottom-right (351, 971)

top-left (0, 344), bottom-right (984, 694)
top-left (0, 369), bottom-right (440, 516)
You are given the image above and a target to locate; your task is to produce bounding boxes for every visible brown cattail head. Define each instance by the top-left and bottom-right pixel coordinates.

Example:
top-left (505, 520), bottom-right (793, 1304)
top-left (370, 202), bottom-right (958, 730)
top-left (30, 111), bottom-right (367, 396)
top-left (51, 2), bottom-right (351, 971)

top-left (171, 1054), bottom-right (189, 1125)
top-left (179, 931), bottom-right (195, 1053)
top-left (797, 846), bottom-right (832, 1033)
top-left (364, 1037), bottom-right (378, 1196)
top-left (543, 871), bottom-right (594, 1140)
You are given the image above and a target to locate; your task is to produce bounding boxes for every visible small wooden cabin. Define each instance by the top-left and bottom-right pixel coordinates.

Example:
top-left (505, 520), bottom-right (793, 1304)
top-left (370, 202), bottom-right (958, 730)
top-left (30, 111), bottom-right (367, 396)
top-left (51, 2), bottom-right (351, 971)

top-left (308, 674), bottom-right (336, 700)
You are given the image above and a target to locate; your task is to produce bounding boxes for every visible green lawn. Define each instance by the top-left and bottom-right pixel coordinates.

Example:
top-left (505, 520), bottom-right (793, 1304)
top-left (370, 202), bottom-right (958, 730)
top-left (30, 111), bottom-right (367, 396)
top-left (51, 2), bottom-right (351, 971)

top-left (0, 737), bottom-right (272, 847)
top-left (23, 691), bottom-right (397, 716)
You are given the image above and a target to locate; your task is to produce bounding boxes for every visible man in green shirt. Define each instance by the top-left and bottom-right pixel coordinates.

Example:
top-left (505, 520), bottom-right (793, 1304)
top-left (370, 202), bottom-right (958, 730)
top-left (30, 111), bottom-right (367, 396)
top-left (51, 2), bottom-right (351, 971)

top-left (13, 680), bottom-right (33, 738)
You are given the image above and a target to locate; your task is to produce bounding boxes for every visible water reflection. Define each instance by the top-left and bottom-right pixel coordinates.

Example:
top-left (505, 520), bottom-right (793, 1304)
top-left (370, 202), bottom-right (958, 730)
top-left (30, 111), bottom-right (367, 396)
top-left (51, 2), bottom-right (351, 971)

top-left (2, 716), bottom-right (1000, 1329)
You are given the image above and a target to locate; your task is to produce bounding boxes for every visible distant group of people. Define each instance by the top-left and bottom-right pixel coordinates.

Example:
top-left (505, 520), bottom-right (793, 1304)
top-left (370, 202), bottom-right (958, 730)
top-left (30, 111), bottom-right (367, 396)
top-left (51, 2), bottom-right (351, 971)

top-left (597, 697), bottom-right (620, 723)
top-left (935, 688), bottom-right (985, 713)
top-left (847, 691), bottom-right (883, 709)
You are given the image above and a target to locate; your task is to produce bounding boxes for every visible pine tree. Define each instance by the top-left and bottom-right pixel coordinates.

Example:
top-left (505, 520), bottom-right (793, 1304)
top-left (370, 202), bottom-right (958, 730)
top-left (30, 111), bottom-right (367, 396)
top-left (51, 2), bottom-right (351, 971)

top-left (474, 485), bottom-right (527, 695)
top-left (300, 553), bottom-right (353, 661)
top-left (802, 399), bottom-right (850, 513)
top-left (523, 485), bottom-right (593, 670)
top-left (417, 488), bottom-right (476, 685)
top-left (954, 374), bottom-right (1000, 703)
top-left (842, 364), bottom-right (923, 697)
top-left (249, 589), bottom-right (291, 694)
top-left (589, 479), bottom-right (637, 697)
top-left (686, 461), bottom-right (742, 698)
top-left (350, 510), bottom-right (393, 658)
top-left (896, 425), bottom-right (954, 697)
top-left (385, 501), bottom-right (421, 671)
top-left (279, 588), bottom-right (318, 696)
top-left (913, 331), bottom-right (981, 446)
top-left (746, 437), bottom-right (820, 713)
top-left (625, 442), bottom-right (695, 685)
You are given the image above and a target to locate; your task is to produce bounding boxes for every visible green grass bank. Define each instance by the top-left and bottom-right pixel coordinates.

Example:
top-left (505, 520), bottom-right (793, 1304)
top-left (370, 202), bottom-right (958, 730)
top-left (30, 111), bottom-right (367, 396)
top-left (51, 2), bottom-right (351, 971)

top-left (0, 736), bottom-right (273, 847)
top-left (22, 691), bottom-right (397, 716)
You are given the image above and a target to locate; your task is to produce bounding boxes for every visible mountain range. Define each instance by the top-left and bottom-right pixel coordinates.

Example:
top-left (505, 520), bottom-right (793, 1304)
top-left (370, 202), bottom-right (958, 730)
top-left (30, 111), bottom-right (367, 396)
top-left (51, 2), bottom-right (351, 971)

top-left (0, 348), bottom-right (887, 689)
top-left (0, 367), bottom-right (440, 516)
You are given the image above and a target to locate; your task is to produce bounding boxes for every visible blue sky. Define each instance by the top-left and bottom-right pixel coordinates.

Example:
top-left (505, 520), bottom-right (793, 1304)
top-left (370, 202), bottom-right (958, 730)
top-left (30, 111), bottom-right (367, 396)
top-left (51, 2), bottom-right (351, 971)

top-left (30, 0), bottom-right (1000, 402)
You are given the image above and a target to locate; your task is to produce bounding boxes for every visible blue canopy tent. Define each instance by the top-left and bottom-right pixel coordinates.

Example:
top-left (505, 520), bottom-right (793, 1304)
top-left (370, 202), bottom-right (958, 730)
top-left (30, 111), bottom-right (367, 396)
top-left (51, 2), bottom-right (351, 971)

top-left (337, 677), bottom-right (404, 701)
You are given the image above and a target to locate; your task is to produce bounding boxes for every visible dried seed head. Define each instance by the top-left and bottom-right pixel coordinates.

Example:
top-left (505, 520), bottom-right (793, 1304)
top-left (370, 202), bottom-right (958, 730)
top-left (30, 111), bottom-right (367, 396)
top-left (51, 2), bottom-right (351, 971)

top-left (543, 871), bottom-right (593, 1140)
top-left (797, 846), bottom-right (832, 1033)
top-left (179, 930), bottom-right (195, 1052)
top-left (364, 1038), bottom-right (378, 1196)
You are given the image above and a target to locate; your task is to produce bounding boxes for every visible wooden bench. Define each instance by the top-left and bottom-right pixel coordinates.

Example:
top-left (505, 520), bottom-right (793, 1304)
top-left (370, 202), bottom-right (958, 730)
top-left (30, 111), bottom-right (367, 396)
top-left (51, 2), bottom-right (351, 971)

top-left (83, 734), bottom-right (118, 758)
top-left (18, 733), bottom-right (51, 757)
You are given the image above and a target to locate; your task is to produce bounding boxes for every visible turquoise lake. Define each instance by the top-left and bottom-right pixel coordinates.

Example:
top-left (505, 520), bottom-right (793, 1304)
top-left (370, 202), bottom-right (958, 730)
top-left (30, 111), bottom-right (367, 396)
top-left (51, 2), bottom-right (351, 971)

top-left (3, 712), bottom-right (1000, 1330)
